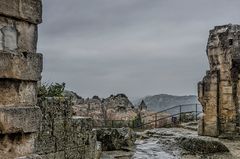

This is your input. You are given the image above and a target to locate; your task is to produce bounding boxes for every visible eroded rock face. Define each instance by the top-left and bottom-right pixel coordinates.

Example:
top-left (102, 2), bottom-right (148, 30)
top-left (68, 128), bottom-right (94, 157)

top-left (198, 24), bottom-right (240, 137)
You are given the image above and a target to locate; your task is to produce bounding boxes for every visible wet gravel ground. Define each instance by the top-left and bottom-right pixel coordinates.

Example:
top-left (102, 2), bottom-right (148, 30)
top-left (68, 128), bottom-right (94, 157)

top-left (101, 128), bottom-right (240, 159)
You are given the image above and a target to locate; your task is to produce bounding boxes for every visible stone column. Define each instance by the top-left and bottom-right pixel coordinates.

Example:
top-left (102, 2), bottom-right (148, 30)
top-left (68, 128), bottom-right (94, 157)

top-left (0, 0), bottom-right (42, 158)
top-left (198, 24), bottom-right (240, 138)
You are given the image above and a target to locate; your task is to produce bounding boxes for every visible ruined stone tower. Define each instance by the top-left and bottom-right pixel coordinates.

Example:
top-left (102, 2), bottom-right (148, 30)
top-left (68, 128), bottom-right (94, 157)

top-left (0, 0), bottom-right (42, 158)
top-left (198, 24), bottom-right (240, 137)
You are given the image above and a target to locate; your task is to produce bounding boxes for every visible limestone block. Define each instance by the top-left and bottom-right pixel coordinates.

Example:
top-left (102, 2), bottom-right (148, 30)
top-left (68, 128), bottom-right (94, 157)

top-left (0, 0), bottom-right (42, 24)
top-left (205, 91), bottom-right (217, 98)
top-left (0, 52), bottom-right (43, 81)
top-left (0, 80), bottom-right (37, 106)
top-left (0, 17), bottom-right (38, 53)
top-left (221, 81), bottom-right (231, 86)
top-left (2, 26), bottom-right (17, 51)
top-left (205, 102), bottom-right (217, 114)
top-left (221, 122), bottom-right (236, 132)
top-left (222, 86), bottom-right (232, 94)
top-left (204, 122), bottom-right (218, 137)
top-left (0, 106), bottom-right (41, 134)
top-left (221, 94), bottom-right (233, 105)
top-left (0, 133), bottom-right (37, 157)
top-left (204, 114), bottom-right (217, 123)
top-left (16, 22), bottom-right (38, 53)
top-left (220, 109), bottom-right (236, 120)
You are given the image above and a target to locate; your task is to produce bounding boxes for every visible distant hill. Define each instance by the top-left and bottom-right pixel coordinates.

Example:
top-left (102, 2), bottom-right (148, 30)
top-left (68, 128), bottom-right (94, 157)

top-left (132, 94), bottom-right (201, 114)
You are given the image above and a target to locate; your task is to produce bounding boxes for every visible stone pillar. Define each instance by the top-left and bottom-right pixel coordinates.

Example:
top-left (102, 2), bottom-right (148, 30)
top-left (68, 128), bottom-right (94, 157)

top-left (198, 24), bottom-right (240, 138)
top-left (0, 0), bottom-right (42, 158)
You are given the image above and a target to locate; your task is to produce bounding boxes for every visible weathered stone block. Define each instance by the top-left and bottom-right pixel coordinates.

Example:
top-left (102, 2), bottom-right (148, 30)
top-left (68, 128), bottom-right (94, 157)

top-left (0, 52), bottom-right (43, 81)
top-left (222, 86), bottom-right (232, 94)
top-left (0, 106), bottom-right (41, 134)
top-left (16, 22), bottom-right (38, 53)
top-left (0, 133), bottom-right (37, 157)
top-left (2, 26), bottom-right (17, 51)
top-left (0, 0), bottom-right (42, 24)
top-left (0, 80), bottom-right (37, 106)
top-left (0, 16), bottom-right (38, 53)
top-left (204, 122), bottom-right (218, 137)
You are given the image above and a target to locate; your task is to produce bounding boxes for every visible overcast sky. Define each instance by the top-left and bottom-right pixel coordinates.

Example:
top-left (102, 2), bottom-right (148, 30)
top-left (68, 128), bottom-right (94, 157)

top-left (38, 0), bottom-right (240, 98)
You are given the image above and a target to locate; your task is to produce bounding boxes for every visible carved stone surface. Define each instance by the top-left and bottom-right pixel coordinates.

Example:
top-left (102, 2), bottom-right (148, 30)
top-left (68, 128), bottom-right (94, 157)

top-left (0, 80), bottom-right (37, 106)
top-left (0, 0), bottom-right (42, 24)
top-left (198, 24), bottom-right (240, 137)
top-left (0, 52), bottom-right (43, 81)
top-left (0, 16), bottom-right (38, 53)
top-left (0, 106), bottom-right (41, 134)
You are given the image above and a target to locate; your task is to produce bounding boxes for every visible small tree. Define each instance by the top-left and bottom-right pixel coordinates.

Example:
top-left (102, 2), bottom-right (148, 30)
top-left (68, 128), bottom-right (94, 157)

top-left (37, 82), bottom-right (66, 97)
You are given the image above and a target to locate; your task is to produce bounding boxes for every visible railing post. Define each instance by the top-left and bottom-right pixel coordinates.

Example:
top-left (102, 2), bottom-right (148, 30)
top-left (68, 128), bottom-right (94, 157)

top-left (179, 105), bottom-right (182, 123)
top-left (155, 113), bottom-right (157, 128)
top-left (195, 104), bottom-right (198, 121)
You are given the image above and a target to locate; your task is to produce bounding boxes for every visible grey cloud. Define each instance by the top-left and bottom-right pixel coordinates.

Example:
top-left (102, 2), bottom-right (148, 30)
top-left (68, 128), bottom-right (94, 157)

top-left (38, 0), bottom-right (240, 98)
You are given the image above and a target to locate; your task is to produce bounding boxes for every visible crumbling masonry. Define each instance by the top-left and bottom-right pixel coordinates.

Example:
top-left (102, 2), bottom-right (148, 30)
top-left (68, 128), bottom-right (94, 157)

top-left (0, 0), bottom-right (43, 158)
top-left (198, 24), bottom-right (240, 137)
top-left (0, 1), bottom-right (99, 158)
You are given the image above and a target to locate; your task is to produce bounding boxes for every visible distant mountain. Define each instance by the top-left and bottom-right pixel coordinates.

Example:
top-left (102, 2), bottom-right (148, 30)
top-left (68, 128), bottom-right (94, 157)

top-left (132, 94), bottom-right (201, 114)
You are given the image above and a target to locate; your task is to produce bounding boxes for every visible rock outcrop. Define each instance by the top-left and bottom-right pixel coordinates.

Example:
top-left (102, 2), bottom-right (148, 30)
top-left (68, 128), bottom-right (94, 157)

top-left (198, 24), bottom-right (240, 137)
top-left (96, 128), bottom-right (136, 151)
top-left (0, 0), bottom-right (43, 158)
top-left (177, 136), bottom-right (229, 154)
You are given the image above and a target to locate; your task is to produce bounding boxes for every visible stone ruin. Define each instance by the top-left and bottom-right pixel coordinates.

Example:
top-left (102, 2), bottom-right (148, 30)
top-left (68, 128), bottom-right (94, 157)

top-left (35, 97), bottom-right (98, 159)
top-left (0, 1), bottom-right (99, 159)
top-left (0, 0), bottom-right (43, 158)
top-left (198, 24), bottom-right (240, 138)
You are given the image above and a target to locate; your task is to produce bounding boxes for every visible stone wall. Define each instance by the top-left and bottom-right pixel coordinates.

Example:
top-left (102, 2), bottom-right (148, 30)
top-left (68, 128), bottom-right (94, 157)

top-left (0, 0), bottom-right (43, 158)
top-left (35, 97), bottom-right (98, 159)
top-left (198, 24), bottom-right (240, 137)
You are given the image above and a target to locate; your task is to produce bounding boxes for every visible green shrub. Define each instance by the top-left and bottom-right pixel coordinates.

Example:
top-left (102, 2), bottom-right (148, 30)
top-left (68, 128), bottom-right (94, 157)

top-left (37, 82), bottom-right (66, 97)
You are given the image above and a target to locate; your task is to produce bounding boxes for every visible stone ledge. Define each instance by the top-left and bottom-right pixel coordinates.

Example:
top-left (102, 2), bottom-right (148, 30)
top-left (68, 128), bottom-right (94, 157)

top-left (0, 0), bottom-right (42, 24)
top-left (0, 52), bottom-right (43, 81)
top-left (0, 106), bottom-right (42, 134)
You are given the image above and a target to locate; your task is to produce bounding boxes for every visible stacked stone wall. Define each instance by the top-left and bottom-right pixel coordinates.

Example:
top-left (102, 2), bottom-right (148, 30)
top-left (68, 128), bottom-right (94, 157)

top-left (35, 98), bottom-right (97, 159)
top-left (0, 0), bottom-right (43, 158)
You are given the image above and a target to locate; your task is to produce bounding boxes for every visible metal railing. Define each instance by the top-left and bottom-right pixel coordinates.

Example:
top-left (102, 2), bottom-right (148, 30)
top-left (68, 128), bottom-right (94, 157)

top-left (134, 103), bottom-right (202, 129)
top-left (92, 103), bottom-right (202, 129)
